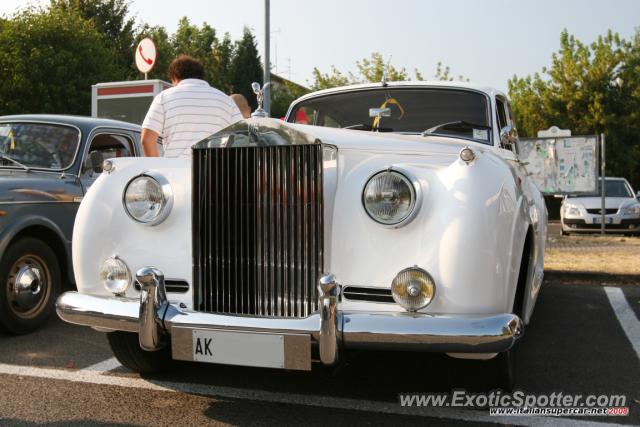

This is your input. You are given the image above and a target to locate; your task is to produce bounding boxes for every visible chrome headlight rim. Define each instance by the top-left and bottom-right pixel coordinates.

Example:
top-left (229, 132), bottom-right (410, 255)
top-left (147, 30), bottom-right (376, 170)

top-left (122, 171), bottom-right (174, 226)
top-left (361, 168), bottom-right (422, 228)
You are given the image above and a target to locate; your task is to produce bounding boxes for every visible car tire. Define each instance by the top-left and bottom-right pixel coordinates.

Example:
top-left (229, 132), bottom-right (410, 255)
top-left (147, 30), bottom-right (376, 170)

top-left (0, 237), bottom-right (61, 335)
top-left (107, 331), bottom-right (174, 374)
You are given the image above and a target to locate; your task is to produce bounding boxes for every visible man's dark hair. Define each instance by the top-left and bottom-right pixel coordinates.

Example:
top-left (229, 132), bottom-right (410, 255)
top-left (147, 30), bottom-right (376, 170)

top-left (168, 55), bottom-right (205, 81)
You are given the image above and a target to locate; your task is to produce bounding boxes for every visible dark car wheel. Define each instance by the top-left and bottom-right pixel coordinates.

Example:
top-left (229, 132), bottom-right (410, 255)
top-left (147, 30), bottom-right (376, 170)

top-left (0, 237), bottom-right (61, 335)
top-left (107, 331), bottom-right (174, 374)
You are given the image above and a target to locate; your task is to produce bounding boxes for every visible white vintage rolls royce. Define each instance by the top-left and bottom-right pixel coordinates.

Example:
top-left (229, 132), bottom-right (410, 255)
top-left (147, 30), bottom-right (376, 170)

top-left (57, 81), bottom-right (547, 387)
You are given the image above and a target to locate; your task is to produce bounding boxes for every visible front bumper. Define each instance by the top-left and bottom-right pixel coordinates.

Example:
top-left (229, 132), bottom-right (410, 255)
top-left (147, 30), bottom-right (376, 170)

top-left (56, 269), bottom-right (522, 370)
top-left (562, 217), bottom-right (640, 233)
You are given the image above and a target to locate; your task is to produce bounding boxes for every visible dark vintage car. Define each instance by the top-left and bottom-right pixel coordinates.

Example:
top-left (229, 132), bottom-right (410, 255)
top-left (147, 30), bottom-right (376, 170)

top-left (0, 115), bottom-right (143, 334)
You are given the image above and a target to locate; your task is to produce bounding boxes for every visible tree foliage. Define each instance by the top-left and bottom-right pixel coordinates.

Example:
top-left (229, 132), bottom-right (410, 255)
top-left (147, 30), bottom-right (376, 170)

top-left (310, 53), bottom-right (466, 90)
top-left (509, 29), bottom-right (640, 188)
top-left (49, 0), bottom-right (135, 78)
top-left (229, 28), bottom-right (263, 110)
top-left (0, 7), bottom-right (121, 115)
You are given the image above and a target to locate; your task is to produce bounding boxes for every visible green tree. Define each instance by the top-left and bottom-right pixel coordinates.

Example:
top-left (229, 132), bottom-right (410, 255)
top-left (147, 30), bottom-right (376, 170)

top-left (309, 53), bottom-right (466, 90)
top-left (229, 27), bottom-right (263, 109)
top-left (310, 65), bottom-right (350, 90)
top-left (434, 61), bottom-right (469, 82)
top-left (210, 33), bottom-right (234, 93)
top-left (509, 29), bottom-right (640, 188)
top-left (49, 0), bottom-right (135, 78)
top-left (0, 7), bottom-right (121, 115)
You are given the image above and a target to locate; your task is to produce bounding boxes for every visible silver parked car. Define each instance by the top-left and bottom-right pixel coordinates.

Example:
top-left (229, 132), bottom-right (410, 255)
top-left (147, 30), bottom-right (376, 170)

top-left (560, 177), bottom-right (640, 235)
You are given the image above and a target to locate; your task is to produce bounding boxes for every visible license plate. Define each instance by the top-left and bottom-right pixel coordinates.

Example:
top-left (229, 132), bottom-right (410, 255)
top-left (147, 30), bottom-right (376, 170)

top-left (192, 329), bottom-right (284, 367)
top-left (592, 217), bottom-right (613, 224)
top-left (171, 327), bottom-right (311, 370)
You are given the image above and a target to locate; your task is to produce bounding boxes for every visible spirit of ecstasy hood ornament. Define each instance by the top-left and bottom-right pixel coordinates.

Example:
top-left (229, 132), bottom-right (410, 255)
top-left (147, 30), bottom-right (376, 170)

top-left (250, 82), bottom-right (271, 118)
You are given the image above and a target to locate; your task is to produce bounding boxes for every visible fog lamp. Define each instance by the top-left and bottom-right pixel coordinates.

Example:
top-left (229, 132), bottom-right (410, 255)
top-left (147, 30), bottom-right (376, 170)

top-left (100, 256), bottom-right (131, 295)
top-left (391, 267), bottom-right (435, 311)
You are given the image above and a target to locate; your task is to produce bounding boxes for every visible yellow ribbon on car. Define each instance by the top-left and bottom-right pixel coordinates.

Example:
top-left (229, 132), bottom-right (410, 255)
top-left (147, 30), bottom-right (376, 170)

top-left (371, 97), bottom-right (405, 129)
top-left (8, 130), bottom-right (15, 150)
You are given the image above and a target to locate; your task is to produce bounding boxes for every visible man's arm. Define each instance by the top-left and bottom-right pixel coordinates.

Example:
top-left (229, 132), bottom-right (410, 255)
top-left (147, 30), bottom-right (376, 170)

top-left (141, 128), bottom-right (160, 157)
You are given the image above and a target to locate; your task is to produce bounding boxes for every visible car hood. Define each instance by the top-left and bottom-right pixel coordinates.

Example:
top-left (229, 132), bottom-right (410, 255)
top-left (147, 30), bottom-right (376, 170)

top-left (0, 169), bottom-right (80, 203)
top-left (284, 122), bottom-right (492, 166)
top-left (566, 196), bottom-right (637, 210)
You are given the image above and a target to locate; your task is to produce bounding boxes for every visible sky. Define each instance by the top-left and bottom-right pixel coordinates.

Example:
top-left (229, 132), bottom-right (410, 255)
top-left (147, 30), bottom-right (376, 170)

top-left (1, 0), bottom-right (639, 92)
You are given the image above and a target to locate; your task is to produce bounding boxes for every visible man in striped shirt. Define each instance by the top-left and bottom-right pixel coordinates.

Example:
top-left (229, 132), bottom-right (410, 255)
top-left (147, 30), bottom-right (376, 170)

top-left (141, 55), bottom-right (243, 158)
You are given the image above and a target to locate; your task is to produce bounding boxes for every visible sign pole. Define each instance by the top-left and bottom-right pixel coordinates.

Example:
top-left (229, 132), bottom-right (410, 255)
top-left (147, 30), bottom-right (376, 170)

top-left (600, 133), bottom-right (606, 236)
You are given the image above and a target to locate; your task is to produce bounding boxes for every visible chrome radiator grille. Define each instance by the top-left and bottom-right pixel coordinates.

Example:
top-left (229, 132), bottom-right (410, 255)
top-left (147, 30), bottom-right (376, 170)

top-left (192, 144), bottom-right (323, 317)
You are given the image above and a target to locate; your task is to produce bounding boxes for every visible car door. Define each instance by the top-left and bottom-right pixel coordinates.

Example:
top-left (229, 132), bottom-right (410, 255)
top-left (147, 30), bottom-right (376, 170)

top-left (79, 129), bottom-right (137, 193)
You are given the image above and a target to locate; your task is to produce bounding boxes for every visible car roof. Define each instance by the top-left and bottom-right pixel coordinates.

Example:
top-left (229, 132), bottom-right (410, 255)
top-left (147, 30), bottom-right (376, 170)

top-left (0, 114), bottom-right (141, 132)
top-left (291, 81), bottom-right (506, 105)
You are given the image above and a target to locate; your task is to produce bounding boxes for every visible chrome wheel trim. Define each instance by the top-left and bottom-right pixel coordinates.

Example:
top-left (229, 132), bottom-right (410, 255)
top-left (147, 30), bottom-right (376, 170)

top-left (6, 254), bottom-right (51, 319)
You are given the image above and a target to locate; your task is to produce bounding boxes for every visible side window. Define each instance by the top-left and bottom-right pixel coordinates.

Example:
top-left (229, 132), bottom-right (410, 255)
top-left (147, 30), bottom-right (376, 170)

top-left (82, 133), bottom-right (134, 178)
top-left (291, 107), bottom-right (315, 125)
top-left (496, 98), bottom-right (508, 131)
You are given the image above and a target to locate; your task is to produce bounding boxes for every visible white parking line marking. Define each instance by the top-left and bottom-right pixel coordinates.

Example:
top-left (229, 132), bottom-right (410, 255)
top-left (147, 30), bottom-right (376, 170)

top-left (0, 363), bottom-right (626, 427)
top-left (605, 287), bottom-right (640, 360)
top-left (82, 357), bottom-right (122, 372)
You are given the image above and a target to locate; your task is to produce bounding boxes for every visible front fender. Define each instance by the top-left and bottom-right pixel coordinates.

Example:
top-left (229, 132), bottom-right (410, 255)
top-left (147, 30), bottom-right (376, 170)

top-left (72, 157), bottom-right (192, 305)
top-left (330, 147), bottom-right (524, 315)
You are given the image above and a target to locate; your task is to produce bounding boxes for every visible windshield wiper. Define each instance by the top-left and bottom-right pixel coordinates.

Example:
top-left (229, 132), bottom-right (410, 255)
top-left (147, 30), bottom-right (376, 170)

top-left (0, 153), bottom-right (30, 171)
top-left (343, 123), bottom-right (393, 132)
top-left (422, 121), bottom-right (490, 137)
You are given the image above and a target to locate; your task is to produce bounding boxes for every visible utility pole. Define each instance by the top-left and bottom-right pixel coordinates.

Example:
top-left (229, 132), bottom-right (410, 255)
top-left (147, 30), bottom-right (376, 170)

top-left (263, 0), bottom-right (270, 114)
top-left (600, 133), bottom-right (606, 236)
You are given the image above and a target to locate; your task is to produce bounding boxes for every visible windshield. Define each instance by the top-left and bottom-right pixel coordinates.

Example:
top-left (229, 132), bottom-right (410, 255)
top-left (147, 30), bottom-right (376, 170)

top-left (0, 122), bottom-right (80, 170)
top-left (287, 88), bottom-right (491, 143)
top-left (574, 180), bottom-right (633, 198)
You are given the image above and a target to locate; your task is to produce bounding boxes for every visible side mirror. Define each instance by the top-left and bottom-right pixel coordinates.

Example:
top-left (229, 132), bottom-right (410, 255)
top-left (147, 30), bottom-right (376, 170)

top-left (90, 151), bottom-right (104, 174)
top-left (500, 125), bottom-right (517, 148)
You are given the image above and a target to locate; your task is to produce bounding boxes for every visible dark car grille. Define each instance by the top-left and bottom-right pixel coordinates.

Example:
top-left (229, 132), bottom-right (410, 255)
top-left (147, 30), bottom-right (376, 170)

top-left (192, 144), bottom-right (323, 318)
top-left (586, 208), bottom-right (618, 215)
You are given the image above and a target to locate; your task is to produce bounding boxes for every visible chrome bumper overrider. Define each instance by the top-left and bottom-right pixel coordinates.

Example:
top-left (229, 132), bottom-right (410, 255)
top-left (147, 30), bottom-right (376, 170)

top-left (56, 268), bottom-right (523, 368)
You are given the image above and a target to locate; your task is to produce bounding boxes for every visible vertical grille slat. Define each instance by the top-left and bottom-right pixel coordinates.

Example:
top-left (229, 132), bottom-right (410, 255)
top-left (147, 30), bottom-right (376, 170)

top-left (193, 143), bottom-right (323, 318)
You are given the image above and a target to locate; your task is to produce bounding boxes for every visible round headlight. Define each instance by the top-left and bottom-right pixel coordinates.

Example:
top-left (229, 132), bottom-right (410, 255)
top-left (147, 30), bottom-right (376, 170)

top-left (363, 171), bottom-right (417, 225)
top-left (391, 267), bottom-right (435, 311)
top-left (123, 173), bottom-right (173, 225)
top-left (100, 256), bottom-right (131, 295)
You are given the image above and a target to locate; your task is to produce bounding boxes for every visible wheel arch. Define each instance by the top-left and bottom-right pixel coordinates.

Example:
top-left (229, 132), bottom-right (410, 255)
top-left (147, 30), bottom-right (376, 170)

top-left (0, 216), bottom-right (74, 288)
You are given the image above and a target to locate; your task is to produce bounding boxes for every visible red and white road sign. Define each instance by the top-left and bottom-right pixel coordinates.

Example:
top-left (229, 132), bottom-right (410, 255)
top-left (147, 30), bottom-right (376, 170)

top-left (135, 38), bottom-right (156, 74)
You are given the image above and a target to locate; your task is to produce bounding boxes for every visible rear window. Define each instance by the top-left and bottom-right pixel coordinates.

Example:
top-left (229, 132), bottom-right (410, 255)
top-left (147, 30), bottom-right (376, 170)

top-left (0, 122), bottom-right (80, 170)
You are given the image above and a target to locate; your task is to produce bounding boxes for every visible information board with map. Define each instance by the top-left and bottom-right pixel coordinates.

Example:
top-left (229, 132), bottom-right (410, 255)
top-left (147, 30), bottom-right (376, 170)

top-left (519, 135), bottom-right (599, 195)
